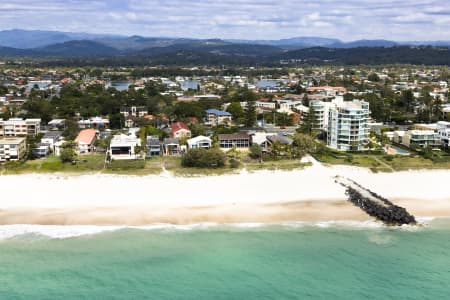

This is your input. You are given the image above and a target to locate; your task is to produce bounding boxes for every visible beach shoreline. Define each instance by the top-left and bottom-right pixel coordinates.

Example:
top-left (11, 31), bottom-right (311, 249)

top-left (1, 160), bottom-right (449, 225)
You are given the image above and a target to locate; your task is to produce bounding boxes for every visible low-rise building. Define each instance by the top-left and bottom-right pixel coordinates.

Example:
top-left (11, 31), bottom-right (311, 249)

top-left (402, 130), bottom-right (441, 148)
top-left (0, 118), bottom-right (41, 136)
top-left (120, 106), bottom-right (148, 118)
top-left (0, 137), bottom-right (27, 162)
top-left (218, 133), bottom-right (250, 150)
top-left (78, 117), bottom-right (109, 129)
top-left (146, 136), bottom-right (161, 158)
top-left (108, 134), bottom-right (141, 160)
top-left (163, 138), bottom-right (181, 156)
top-left (205, 109), bottom-right (232, 126)
top-left (187, 136), bottom-right (212, 149)
top-left (75, 129), bottom-right (97, 154)
top-left (170, 122), bottom-right (191, 139)
top-left (32, 144), bottom-right (50, 158)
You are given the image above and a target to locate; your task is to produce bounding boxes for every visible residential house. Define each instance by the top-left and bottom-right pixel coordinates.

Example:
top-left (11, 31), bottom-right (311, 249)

top-left (120, 106), bottom-right (148, 118)
top-left (205, 109), bottom-right (232, 126)
top-left (108, 134), bottom-right (141, 161)
top-left (170, 122), bottom-right (191, 139)
top-left (146, 136), bottom-right (161, 158)
top-left (32, 144), bottom-right (50, 158)
top-left (47, 119), bottom-right (66, 131)
top-left (78, 117), bottom-right (109, 129)
top-left (187, 136), bottom-right (212, 149)
top-left (267, 135), bottom-right (294, 146)
top-left (163, 138), bottom-right (181, 156)
top-left (218, 133), bottom-right (250, 150)
top-left (250, 132), bottom-right (275, 151)
top-left (75, 129), bottom-right (97, 154)
top-left (0, 137), bottom-right (27, 162)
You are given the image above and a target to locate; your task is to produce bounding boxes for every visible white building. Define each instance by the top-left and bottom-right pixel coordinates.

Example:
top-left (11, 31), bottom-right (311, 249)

top-left (187, 136), bottom-right (212, 149)
top-left (0, 118), bottom-right (41, 137)
top-left (0, 137), bottom-right (27, 162)
top-left (402, 130), bottom-right (441, 148)
top-left (108, 134), bottom-right (141, 160)
top-left (327, 100), bottom-right (370, 151)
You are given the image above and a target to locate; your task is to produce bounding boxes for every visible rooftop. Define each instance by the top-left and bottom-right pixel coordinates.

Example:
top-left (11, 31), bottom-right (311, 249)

top-left (75, 129), bottom-right (97, 144)
top-left (206, 109), bottom-right (232, 117)
top-left (0, 137), bottom-right (25, 145)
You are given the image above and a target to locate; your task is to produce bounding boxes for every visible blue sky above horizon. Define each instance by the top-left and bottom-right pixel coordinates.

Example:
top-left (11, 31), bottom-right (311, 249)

top-left (1, 0), bottom-right (449, 41)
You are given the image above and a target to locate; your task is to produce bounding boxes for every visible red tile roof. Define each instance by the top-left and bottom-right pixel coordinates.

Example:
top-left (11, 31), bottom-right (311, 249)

top-left (75, 129), bottom-right (97, 144)
top-left (171, 121), bottom-right (190, 133)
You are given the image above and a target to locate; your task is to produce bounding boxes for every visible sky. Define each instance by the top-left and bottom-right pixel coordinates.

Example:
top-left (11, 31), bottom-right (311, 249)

top-left (0, 0), bottom-right (449, 41)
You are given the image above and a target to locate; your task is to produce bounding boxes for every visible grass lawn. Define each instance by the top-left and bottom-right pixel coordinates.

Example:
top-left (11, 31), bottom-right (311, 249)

top-left (0, 154), bottom-right (106, 175)
top-left (313, 150), bottom-right (450, 172)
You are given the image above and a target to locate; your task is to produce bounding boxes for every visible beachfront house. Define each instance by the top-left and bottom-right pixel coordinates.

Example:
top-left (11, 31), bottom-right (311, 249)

top-left (0, 137), bottom-right (27, 162)
top-left (163, 138), bottom-right (181, 156)
top-left (108, 134), bottom-right (141, 161)
top-left (218, 133), bottom-right (250, 150)
top-left (146, 136), bottom-right (161, 158)
top-left (32, 144), bottom-right (50, 158)
top-left (75, 129), bottom-right (97, 154)
top-left (187, 136), bottom-right (212, 149)
top-left (205, 109), bottom-right (232, 126)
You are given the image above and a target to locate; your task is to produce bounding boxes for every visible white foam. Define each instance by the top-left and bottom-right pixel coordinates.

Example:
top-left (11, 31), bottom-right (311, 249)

top-left (0, 219), bottom-right (441, 240)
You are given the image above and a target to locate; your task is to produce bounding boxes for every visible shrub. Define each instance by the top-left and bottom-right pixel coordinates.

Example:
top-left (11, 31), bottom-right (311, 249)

top-left (229, 158), bottom-right (241, 169)
top-left (60, 149), bottom-right (77, 163)
top-left (182, 148), bottom-right (226, 168)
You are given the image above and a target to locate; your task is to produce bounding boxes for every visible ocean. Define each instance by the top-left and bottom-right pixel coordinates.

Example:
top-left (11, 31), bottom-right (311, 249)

top-left (0, 220), bottom-right (449, 299)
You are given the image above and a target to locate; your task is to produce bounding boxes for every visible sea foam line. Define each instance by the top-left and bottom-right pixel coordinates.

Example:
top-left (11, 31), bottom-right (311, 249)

top-left (0, 221), bottom-right (401, 240)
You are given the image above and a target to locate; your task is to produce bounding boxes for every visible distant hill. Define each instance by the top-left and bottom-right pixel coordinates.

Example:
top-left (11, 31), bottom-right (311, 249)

top-left (279, 46), bottom-right (450, 65)
top-left (0, 29), bottom-right (449, 50)
top-left (330, 39), bottom-right (399, 48)
top-left (37, 40), bottom-right (120, 56)
top-left (0, 29), bottom-right (121, 49)
top-left (0, 30), bottom-right (449, 66)
top-left (226, 37), bottom-right (340, 48)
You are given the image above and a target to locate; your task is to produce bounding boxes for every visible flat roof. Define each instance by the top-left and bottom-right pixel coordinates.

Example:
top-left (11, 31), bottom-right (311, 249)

top-left (0, 137), bottom-right (26, 145)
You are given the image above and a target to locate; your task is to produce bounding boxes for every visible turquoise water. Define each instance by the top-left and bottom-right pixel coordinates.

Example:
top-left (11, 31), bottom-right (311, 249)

top-left (1, 221), bottom-right (450, 299)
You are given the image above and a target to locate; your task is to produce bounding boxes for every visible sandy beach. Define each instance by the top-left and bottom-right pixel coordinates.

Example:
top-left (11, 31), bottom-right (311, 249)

top-left (1, 159), bottom-right (449, 225)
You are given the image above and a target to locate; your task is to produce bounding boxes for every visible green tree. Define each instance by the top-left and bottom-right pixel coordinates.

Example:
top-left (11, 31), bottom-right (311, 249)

top-left (60, 148), bottom-right (77, 163)
top-left (368, 73), bottom-right (380, 82)
top-left (249, 144), bottom-right (263, 162)
top-left (244, 100), bottom-right (257, 127)
top-left (226, 102), bottom-right (244, 120)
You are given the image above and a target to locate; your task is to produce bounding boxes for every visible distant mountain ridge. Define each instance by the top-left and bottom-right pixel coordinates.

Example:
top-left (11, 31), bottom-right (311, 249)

top-left (0, 29), bottom-right (449, 65)
top-left (0, 29), bottom-right (449, 50)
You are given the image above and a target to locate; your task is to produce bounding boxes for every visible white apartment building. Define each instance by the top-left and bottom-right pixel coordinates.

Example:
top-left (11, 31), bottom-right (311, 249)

top-left (0, 137), bottom-right (27, 162)
top-left (309, 97), bottom-right (345, 131)
top-left (0, 118), bottom-right (41, 137)
top-left (327, 100), bottom-right (370, 151)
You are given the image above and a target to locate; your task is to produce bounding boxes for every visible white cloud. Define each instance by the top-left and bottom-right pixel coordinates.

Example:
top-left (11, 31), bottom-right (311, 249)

top-left (0, 0), bottom-right (448, 40)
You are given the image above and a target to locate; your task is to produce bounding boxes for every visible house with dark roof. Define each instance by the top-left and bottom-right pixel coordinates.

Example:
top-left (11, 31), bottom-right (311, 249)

top-left (205, 109), bottom-right (232, 126)
top-left (163, 138), bottom-right (181, 156)
top-left (218, 133), bottom-right (250, 150)
top-left (146, 136), bottom-right (161, 158)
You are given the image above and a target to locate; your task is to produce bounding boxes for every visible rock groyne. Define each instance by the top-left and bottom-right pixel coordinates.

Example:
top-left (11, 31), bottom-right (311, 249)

top-left (335, 176), bottom-right (416, 226)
